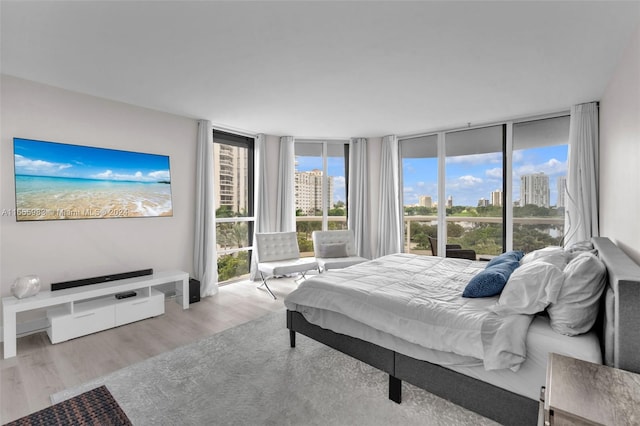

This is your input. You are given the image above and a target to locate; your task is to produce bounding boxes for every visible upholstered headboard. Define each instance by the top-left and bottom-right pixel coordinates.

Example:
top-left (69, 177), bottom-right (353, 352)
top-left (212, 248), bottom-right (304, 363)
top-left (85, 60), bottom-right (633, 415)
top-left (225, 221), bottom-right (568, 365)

top-left (592, 237), bottom-right (640, 374)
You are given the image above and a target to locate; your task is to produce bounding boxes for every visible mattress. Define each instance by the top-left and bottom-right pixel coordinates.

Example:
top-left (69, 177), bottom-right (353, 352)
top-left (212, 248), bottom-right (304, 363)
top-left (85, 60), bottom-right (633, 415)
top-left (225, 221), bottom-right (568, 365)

top-left (285, 253), bottom-right (533, 370)
top-left (293, 305), bottom-right (601, 400)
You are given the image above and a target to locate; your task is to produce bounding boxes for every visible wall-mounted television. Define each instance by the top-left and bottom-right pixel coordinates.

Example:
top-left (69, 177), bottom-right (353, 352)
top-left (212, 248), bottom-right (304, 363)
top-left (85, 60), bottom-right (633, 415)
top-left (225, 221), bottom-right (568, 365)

top-left (13, 138), bottom-right (173, 221)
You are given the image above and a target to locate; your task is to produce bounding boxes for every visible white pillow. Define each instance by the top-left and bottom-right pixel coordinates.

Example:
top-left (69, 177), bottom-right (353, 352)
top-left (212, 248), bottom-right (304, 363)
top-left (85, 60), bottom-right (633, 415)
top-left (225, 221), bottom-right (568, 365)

top-left (547, 252), bottom-right (606, 336)
top-left (317, 243), bottom-right (348, 258)
top-left (520, 246), bottom-right (567, 270)
top-left (564, 240), bottom-right (597, 261)
top-left (493, 261), bottom-right (564, 315)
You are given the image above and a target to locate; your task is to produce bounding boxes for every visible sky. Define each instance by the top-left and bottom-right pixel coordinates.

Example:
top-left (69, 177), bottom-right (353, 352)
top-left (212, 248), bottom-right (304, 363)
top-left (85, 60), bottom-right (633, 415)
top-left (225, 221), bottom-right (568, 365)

top-left (403, 145), bottom-right (568, 207)
top-left (296, 144), bottom-right (568, 208)
top-left (13, 138), bottom-right (171, 182)
top-left (296, 155), bottom-right (347, 203)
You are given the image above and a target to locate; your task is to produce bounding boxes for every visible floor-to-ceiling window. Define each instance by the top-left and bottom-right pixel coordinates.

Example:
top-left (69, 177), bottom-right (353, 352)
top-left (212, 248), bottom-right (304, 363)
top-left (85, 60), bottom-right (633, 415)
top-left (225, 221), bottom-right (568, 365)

top-left (445, 125), bottom-right (504, 257)
top-left (512, 116), bottom-right (569, 252)
top-left (400, 134), bottom-right (438, 255)
top-left (400, 113), bottom-right (568, 256)
top-left (294, 140), bottom-right (348, 257)
top-left (213, 130), bottom-right (254, 284)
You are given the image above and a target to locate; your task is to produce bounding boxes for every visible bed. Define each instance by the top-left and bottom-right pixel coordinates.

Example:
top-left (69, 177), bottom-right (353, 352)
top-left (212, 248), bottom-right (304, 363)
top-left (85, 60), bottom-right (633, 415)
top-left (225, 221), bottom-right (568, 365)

top-left (284, 237), bottom-right (640, 425)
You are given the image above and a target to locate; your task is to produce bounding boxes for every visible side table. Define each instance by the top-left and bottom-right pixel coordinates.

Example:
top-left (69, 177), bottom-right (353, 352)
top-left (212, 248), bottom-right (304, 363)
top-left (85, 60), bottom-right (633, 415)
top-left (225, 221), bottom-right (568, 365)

top-left (540, 353), bottom-right (640, 425)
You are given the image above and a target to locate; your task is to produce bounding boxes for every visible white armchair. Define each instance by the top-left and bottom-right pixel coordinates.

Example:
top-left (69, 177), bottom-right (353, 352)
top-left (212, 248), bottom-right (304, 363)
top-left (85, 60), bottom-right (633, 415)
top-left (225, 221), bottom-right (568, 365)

top-left (312, 230), bottom-right (368, 272)
top-left (254, 232), bottom-right (318, 299)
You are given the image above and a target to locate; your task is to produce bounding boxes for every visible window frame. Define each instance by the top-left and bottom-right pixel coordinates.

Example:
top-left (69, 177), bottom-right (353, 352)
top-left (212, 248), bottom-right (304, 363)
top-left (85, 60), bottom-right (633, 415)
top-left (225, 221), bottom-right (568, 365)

top-left (212, 129), bottom-right (255, 284)
top-left (399, 112), bottom-right (569, 255)
top-left (294, 139), bottom-right (349, 229)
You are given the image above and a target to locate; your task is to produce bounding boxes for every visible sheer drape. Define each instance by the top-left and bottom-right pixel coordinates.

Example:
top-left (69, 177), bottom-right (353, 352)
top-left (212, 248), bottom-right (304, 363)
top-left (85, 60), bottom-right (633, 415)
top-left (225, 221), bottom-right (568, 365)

top-left (564, 102), bottom-right (600, 246)
top-left (193, 120), bottom-right (218, 296)
top-left (276, 136), bottom-right (296, 232)
top-left (376, 135), bottom-right (403, 257)
top-left (250, 134), bottom-right (271, 280)
top-left (348, 138), bottom-right (371, 259)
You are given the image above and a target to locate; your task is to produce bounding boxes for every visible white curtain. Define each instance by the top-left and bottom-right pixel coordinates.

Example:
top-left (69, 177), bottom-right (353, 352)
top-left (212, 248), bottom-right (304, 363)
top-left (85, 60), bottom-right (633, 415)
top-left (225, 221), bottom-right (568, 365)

top-left (564, 102), bottom-right (599, 246)
top-left (193, 120), bottom-right (218, 296)
top-left (276, 136), bottom-right (296, 232)
top-left (250, 134), bottom-right (271, 280)
top-left (376, 135), bottom-right (403, 257)
top-left (348, 137), bottom-right (371, 259)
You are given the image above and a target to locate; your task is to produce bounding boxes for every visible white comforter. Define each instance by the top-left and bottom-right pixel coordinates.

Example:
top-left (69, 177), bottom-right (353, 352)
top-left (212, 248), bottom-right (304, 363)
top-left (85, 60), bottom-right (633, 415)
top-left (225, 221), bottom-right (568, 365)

top-left (284, 253), bottom-right (533, 370)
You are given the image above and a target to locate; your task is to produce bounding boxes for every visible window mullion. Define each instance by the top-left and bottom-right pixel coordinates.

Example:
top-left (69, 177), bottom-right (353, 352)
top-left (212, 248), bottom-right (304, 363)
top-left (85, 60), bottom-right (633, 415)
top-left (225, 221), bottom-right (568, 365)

top-left (322, 142), bottom-right (329, 230)
top-left (437, 132), bottom-right (446, 257)
top-left (505, 122), bottom-right (514, 251)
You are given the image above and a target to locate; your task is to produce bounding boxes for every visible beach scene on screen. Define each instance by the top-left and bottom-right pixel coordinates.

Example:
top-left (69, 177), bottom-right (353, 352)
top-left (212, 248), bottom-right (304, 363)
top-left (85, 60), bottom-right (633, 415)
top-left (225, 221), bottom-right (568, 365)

top-left (13, 138), bottom-right (173, 221)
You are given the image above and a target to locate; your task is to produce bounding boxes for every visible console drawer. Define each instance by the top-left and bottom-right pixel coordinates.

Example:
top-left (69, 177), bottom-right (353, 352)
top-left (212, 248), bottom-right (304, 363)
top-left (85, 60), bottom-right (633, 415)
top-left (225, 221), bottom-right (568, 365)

top-left (47, 300), bottom-right (115, 343)
top-left (115, 288), bottom-right (164, 326)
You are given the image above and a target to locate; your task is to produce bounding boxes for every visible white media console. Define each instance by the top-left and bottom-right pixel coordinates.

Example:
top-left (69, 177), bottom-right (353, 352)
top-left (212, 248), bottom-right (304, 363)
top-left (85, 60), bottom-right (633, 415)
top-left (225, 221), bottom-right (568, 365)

top-left (2, 270), bottom-right (189, 359)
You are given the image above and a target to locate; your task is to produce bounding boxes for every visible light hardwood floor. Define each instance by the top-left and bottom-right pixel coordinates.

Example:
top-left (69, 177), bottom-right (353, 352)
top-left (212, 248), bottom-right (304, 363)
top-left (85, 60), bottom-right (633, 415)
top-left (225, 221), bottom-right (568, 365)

top-left (0, 278), bottom-right (298, 424)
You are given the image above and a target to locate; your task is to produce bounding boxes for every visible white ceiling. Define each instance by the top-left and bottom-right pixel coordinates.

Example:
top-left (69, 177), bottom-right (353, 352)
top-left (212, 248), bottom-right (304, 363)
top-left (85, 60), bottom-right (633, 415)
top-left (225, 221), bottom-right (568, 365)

top-left (1, 1), bottom-right (639, 139)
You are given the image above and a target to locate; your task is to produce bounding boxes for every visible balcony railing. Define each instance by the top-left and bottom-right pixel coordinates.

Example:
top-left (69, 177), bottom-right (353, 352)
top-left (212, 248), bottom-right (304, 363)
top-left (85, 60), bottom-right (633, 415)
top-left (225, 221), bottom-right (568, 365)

top-left (295, 215), bottom-right (563, 259)
top-left (403, 215), bottom-right (564, 257)
top-left (295, 216), bottom-right (348, 257)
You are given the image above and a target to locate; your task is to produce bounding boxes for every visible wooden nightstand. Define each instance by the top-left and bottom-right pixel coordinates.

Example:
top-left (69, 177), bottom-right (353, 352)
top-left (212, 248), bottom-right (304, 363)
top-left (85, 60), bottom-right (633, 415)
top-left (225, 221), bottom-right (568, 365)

top-left (540, 353), bottom-right (640, 425)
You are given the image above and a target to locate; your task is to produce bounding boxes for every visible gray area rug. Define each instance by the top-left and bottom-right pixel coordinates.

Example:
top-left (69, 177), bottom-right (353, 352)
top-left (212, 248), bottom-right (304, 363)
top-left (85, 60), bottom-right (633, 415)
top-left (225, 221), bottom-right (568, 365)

top-left (52, 311), bottom-right (497, 425)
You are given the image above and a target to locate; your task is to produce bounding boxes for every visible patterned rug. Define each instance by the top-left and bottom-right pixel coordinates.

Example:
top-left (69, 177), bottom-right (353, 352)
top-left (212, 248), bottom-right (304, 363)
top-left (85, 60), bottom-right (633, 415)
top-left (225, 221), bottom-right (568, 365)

top-left (8, 385), bottom-right (131, 425)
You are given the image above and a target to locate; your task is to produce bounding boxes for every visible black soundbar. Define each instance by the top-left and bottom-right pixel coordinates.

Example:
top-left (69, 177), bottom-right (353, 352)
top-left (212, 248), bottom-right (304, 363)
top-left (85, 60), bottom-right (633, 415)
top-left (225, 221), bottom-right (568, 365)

top-left (51, 268), bottom-right (154, 291)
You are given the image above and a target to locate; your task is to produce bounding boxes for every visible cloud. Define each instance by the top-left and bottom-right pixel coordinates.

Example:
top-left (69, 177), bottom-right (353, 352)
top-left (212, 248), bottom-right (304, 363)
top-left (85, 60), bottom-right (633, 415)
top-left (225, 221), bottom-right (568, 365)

top-left (485, 167), bottom-right (503, 179)
top-left (457, 175), bottom-right (483, 186)
top-left (14, 154), bottom-right (72, 175)
top-left (95, 170), bottom-right (114, 179)
top-left (403, 188), bottom-right (418, 205)
top-left (403, 178), bottom-right (439, 206)
top-left (148, 170), bottom-right (170, 180)
top-left (437, 176), bottom-right (485, 205)
top-left (404, 163), bottom-right (416, 174)
top-left (512, 150), bottom-right (524, 163)
top-left (514, 158), bottom-right (567, 177)
top-left (92, 169), bottom-right (171, 182)
top-left (446, 152), bottom-right (502, 165)
top-left (403, 185), bottom-right (425, 205)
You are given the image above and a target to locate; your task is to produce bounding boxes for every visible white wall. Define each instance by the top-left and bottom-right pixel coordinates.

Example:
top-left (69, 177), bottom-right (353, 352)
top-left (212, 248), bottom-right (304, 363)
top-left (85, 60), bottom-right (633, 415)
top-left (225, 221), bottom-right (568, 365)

top-left (599, 26), bottom-right (640, 264)
top-left (0, 76), bottom-right (197, 297)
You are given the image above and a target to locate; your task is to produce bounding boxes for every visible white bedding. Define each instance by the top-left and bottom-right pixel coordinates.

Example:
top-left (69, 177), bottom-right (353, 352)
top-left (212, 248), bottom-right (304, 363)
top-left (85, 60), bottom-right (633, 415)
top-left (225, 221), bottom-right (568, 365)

top-left (284, 253), bottom-right (534, 370)
top-left (446, 315), bottom-right (601, 400)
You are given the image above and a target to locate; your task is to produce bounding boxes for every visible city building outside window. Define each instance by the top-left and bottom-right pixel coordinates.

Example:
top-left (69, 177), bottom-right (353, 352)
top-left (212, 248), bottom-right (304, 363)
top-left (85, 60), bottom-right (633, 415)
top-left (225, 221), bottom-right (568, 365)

top-left (400, 134), bottom-right (438, 255)
top-left (512, 116), bottom-right (569, 252)
top-left (400, 114), bottom-right (569, 256)
top-left (213, 130), bottom-right (254, 284)
top-left (444, 125), bottom-right (505, 257)
top-left (294, 141), bottom-right (348, 256)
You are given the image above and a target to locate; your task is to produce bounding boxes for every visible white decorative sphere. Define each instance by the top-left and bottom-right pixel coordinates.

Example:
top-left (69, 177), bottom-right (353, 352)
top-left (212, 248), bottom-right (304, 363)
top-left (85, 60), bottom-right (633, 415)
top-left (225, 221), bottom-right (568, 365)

top-left (11, 275), bottom-right (41, 299)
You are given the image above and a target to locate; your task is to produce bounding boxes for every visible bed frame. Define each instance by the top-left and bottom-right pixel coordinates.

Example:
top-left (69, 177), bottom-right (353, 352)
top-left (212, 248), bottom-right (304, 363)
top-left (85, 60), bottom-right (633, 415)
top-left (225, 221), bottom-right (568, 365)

top-left (286, 237), bottom-right (640, 425)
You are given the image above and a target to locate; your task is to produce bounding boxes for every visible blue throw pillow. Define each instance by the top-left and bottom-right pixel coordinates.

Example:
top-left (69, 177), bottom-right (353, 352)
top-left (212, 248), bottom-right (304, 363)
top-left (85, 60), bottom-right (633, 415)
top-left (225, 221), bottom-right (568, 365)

top-left (463, 260), bottom-right (520, 298)
top-left (485, 250), bottom-right (525, 268)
